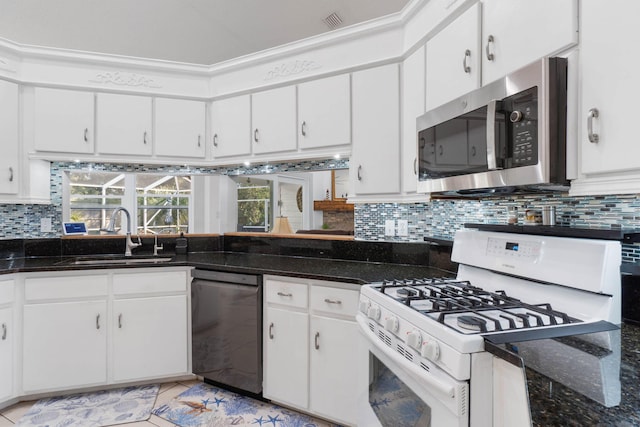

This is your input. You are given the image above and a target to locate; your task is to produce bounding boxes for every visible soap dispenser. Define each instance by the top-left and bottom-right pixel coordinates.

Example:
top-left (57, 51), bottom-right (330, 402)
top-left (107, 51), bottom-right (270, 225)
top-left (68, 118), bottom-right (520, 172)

top-left (176, 232), bottom-right (188, 255)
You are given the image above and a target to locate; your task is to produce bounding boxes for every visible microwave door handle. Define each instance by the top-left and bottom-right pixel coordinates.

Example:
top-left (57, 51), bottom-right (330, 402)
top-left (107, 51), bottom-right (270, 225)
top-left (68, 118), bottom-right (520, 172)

top-left (486, 100), bottom-right (498, 170)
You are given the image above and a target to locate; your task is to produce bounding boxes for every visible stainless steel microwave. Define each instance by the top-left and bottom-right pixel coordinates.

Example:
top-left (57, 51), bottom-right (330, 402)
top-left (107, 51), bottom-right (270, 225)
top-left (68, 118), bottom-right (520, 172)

top-left (416, 57), bottom-right (567, 194)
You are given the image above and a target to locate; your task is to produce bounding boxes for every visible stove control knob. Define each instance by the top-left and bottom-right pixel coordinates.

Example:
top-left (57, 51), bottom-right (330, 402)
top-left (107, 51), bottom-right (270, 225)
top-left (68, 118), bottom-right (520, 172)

top-left (359, 299), bottom-right (370, 314)
top-left (367, 304), bottom-right (381, 321)
top-left (421, 340), bottom-right (441, 361)
top-left (384, 316), bottom-right (400, 333)
top-left (406, 330), bottom-right (422, 351)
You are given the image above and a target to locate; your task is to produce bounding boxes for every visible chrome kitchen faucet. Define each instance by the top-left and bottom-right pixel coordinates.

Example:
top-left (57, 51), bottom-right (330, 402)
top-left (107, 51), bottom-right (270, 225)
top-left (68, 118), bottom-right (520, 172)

top-left (103, 207), bottom-right (141, 256)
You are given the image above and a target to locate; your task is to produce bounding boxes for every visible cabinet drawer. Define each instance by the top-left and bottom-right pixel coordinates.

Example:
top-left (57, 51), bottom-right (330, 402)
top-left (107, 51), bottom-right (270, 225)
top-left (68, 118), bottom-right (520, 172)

top-left (25, 275), bottom-right (108, 301)
top-left (265, 280), bottom-right (308, 309)
top-left (0, 279), bottom-right (14, 305)
top-left (310, 286), bottom-right (359, 317)
top-left (113, 270), bottom-right (187, 295)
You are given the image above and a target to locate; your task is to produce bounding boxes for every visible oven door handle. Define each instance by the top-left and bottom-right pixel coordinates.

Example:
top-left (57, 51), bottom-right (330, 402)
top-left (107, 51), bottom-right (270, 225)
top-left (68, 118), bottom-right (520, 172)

top-left (357, 316), bottom-right (456, 399)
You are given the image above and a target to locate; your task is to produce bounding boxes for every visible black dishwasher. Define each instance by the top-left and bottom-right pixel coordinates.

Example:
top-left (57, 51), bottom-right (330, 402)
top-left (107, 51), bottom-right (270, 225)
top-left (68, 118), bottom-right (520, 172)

top-left (191, 269), bottom-right (262, 395)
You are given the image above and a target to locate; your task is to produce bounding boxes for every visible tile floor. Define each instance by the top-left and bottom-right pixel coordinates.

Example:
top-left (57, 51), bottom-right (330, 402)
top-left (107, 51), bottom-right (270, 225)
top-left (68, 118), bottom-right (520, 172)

top-left (0, 379), bottom-right (202, 426)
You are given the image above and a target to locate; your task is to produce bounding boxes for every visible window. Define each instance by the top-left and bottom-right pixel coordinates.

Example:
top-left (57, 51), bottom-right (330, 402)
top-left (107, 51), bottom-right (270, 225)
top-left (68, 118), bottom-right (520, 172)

top-left (64, 171), bottom-right (192, 235)
top-left (235, 177), bottom-right (272, 232)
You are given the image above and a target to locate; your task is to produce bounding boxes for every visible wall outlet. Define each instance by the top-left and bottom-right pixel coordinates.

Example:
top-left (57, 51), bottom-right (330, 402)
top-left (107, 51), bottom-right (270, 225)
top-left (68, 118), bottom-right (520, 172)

top-left (384, 219), bottom-right (395, 236)
top-left (397, 219), bottom-right (408, 236)
top-left (40, 217), bottom-right (52, 233)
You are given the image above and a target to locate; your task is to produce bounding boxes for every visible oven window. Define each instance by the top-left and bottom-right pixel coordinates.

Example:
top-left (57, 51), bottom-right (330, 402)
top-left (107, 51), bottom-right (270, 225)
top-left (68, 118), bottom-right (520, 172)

top-left (369, 353), bottom-right (432, 426)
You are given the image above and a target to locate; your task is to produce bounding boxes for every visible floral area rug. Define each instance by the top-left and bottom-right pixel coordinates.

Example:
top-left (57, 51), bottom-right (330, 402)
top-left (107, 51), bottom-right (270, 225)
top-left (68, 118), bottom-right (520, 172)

top-left (153, 382), bottom-right (340, 427)
top-left (15, 384), bottom-right (159, 427)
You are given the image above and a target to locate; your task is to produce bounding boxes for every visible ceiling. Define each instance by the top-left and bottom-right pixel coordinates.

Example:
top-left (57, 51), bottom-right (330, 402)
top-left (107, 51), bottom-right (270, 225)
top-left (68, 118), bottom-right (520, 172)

top-left (0, 0), bottom-right (410, 65)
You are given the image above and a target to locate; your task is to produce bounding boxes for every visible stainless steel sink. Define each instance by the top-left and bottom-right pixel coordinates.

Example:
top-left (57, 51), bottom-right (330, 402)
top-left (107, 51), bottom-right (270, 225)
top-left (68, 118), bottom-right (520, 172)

top-left (68, 256), bottom-right (173, 266)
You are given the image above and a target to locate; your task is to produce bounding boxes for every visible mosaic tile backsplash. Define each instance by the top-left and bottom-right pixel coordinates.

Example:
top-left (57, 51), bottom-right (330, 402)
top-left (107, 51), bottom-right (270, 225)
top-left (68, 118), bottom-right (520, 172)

top-left (2, 161), bottom-right (640, 263)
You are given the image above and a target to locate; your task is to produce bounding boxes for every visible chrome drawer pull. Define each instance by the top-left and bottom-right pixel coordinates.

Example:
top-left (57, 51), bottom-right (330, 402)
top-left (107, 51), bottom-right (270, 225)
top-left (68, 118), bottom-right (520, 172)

top-left (277, 291), bottom-right (293, 297)
top-left (95, 314), bottom-right (100, 330)
top-left (588, 108), bottom-right (600, 143)
top-left (486, 35), bottom-right (495, 61)
top-left (314, 332), bottom-right (320, 350)
top-left (9, 167), bottom-right (13, 182)
top-left (1, 323), bottom-right (6, 340)
top-left (84, 128), bottom-right (89, 142)
top-left (118, 313), bottom-right (123, 329)
top-left (269, 322), bottom-right (274, 339)
top-left (463, 49), bottom-right (471, 73)
top-left (324, 298), bottom-right (342, 305)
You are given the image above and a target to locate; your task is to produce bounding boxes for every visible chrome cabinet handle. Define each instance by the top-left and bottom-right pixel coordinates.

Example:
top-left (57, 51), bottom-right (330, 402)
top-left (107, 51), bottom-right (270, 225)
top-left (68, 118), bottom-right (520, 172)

top-left (96, 314), bottom-right (100, 330)
top-left (587, 108), bottom-right (600, 143)
top-left (84, 128), bottom-right (89, 142)
top-left (143, 131), bottom-right (148, 144)
top-left (438, 145), bottom-right (443, 156)
top-left (486, 35), bottom-right (495, 61)
top-left (197, 135), bottom-right (201, 147)
top-left (213, 134), bottom-right (218, 147)
top-left (277, 291), bottom-right (293, 297)
top-left (254, 129), bottom-right (259, 142)
top-left (357, 165), bottom-right (363, 181)
top-left (314, 332), bottom-right (320, 350)
top-left (118, 313), bottom-right (122, 329)
top-left (269, 322), bottom-right (274, 339)
top-left (9, 167), bottom-right (13, 182)
top-left (463, 49), bottom-right (471, 73)
top-left (413, 158), bottom-right (418, 175)
top-left (301, 121), bottom-right (307, 136)
top-left (1, 323), bottom-right (6, 340)
top-left (324, 298), bottom-right (342, 305)
top-left (471, 146), bottom-right (476, 157)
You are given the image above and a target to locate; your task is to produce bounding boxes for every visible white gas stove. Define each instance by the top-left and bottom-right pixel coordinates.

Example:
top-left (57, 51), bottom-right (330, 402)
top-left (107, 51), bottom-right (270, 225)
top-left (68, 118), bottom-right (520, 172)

top-left (356, 229), bottom-right (622, 427)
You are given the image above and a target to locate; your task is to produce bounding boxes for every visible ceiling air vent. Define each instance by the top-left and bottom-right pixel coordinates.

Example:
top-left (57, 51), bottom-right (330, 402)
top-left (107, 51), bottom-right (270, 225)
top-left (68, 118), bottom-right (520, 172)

top-left (323, 12), bottom-right (343, 30)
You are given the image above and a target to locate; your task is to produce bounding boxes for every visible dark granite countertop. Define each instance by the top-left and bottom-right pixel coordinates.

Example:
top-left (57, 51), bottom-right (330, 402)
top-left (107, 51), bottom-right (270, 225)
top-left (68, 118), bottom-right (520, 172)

top-left (0, 251), bottom-right (452, 284)
top-left (527, 322), bottom-right (640, 426)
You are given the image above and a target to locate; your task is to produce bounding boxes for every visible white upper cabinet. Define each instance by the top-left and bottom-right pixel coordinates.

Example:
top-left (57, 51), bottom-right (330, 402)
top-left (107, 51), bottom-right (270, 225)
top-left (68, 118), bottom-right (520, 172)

top-left (210, 95), bottom-right (251, 159)
top-left (350, 64), bottom-right (401, 197)
top-left (577, 1), bottom-right (638, 181)
top-left (0, 80), bottom-right (19, 195)
top-left (426, 3), bottom-right (481, 111)
top-left (96, 93), bottom-right (152, 156)
top-left (297, 74), bottom-right (351, 150)
top-left (155, 98), bottom-right (206, 158)
top-left (402, 46), bottom-right (425, 195)
top-left (33, 87), bottom-right (95, 154)
top-left (251, 86), bottom-right (297, 155)
top-left (481, 0), bottom-right (578, 85)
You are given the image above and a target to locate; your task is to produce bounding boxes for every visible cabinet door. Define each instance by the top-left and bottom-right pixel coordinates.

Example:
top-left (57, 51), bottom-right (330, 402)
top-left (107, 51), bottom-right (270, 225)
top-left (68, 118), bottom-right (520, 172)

top-left (0, 307), bottom-right (12, 402)
top-left (350, 64), bottom-right (401, 196)
top-left (96, 93), bottom-right (152, 156)
top-left (251, 86), bottom-right (297, 155)
top-left (23, 300), bottom-right (107, 391)
top-left (264, 306), bottom-right (309, 409)
top-left (580, 1), bottom-right (637, 175)
top-left (402, 46), bottom-right (425, 194)
top-left (112, 295), bottom-right (188, 382)
top-left (481, 0), bottom-right (577, 85)
top-left (34, 87), bottom-right (95, 153)
top-left (298, 74), bottom-right (350, 150)
top-left (211, 95), bottom-right (251, 158)
top-left (425, 3), bottom-right (480, 111)
top-left (155, 98), bottom-right (206, 158)
top-left (0, 80), bottom-right (19, 195)
top-left (309, 315), bottom-right (358, 426)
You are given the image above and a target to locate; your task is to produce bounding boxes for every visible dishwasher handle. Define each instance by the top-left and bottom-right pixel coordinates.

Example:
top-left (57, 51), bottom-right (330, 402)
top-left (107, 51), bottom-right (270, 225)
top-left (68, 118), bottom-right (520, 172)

top-left (191, 269), bottom-right (261, 286)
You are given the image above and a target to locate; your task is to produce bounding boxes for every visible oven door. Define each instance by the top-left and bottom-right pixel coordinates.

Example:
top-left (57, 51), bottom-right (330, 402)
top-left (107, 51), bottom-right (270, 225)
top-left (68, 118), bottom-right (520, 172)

top-left (356, 316), bottom-right (469, 427)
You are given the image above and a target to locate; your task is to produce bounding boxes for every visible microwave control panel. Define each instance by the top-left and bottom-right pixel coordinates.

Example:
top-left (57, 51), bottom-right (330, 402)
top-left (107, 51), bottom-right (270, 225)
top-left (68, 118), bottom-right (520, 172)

top-left (504, 86), bottom-right (538, 167)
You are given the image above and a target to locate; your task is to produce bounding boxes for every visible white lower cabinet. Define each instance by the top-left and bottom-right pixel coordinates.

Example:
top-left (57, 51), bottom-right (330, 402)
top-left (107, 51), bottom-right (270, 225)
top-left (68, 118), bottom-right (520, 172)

top-left (264, 306), bottom-right (309, 408)
top-left (263, 276), bottom-right (359, 426)
top-left (21, 268), bottom-right (190, 395)
top-left (0, 279), bottom-right (15, 403)
top-left (112, 295), bottom-right (188, 382)
top-left (23, 300), bottom-right (108, 392)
